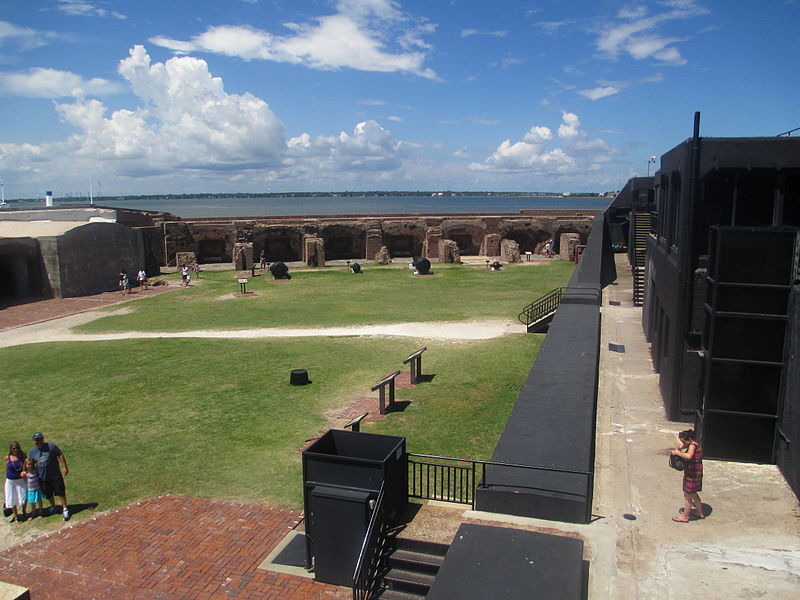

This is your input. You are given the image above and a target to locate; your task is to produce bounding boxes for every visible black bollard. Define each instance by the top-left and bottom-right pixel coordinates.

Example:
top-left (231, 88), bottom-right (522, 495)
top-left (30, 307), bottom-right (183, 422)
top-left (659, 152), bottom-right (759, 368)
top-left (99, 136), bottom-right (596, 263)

top-left (290, 369), bottom-right (310, 385)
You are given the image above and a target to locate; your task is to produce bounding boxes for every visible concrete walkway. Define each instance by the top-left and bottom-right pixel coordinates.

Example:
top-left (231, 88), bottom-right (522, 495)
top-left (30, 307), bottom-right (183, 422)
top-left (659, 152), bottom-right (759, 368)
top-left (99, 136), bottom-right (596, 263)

top-left (456, 254), bottom-right (800, 598)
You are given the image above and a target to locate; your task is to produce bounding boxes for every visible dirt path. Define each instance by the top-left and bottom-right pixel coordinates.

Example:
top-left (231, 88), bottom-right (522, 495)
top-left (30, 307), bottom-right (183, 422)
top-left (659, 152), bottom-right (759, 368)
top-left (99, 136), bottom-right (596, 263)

top-left (0, 308), bottom-right (522, 349)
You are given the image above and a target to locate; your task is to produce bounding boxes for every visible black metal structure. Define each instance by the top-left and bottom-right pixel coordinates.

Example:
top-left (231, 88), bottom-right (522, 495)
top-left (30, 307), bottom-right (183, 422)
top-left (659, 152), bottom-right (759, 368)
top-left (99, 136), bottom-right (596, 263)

top-left (700, 226), bottom-right (798, 462)
top-left (477, 212), bottom-right (615, 523)
top-left (407, 453), bottom-right (592, 516)
top-left (302, 430), bottom-right (407, 587)
top-left (606, 176), bottom-right (655, 306)
top-left (426, 524), bottom-right (585, 600)
top-left (637, 113), bottom-right (800, 495)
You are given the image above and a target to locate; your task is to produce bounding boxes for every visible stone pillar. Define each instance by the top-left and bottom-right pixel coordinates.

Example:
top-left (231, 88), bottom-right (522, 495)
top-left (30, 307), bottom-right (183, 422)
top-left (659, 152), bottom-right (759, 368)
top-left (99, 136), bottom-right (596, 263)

top-left (233, 243), bottom-right (254, 270)
top-left (175, 251), bottom-right (197, 268)
top-left (375, 246), bottom-right (392, 265)
top-left (438, 239), bottom-right (462, 264)
top-left (423, 226), bottom-right (443, 259)
top-left (366, 228), bottom-right (383, 260)
top-left (500, 239), bottom-right (522, 263)
top-left (303, 235), bottom-right (325, 267)
top-left (560, 233), bottom-right (581, 261)
top-left (480, 233), bottom-right (501, 257)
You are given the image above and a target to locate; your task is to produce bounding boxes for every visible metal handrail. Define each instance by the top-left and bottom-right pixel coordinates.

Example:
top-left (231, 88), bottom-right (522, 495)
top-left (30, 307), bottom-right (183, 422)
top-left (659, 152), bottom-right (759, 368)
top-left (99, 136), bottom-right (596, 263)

top-left (409, 453), bottom-right (592, 476)
top-left (518, 287), bottom-right (565, 327)
top-left (352, 483), bottom-right (387, 600)
top-left (408, 453), bottom-right (594, 523)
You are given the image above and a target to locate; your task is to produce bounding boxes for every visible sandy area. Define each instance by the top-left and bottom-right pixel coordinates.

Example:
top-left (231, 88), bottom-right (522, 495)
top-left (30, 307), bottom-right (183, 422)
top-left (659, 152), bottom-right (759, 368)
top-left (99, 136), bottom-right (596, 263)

top-left (0, 308), bottom-right (522, 349)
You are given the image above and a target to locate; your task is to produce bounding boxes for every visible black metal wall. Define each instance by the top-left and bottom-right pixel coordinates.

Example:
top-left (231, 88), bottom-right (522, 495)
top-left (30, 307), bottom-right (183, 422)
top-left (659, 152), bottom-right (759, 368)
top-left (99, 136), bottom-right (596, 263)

top-left (475, 213), bottom-right (613, 523)
top-left (778, 286), bottom-right (800, 497)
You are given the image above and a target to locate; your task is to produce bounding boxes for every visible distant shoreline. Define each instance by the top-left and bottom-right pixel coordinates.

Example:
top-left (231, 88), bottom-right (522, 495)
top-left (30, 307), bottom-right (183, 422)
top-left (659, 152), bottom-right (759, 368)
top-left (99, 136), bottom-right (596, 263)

top-left (8, 190), bottom-right (613, 203)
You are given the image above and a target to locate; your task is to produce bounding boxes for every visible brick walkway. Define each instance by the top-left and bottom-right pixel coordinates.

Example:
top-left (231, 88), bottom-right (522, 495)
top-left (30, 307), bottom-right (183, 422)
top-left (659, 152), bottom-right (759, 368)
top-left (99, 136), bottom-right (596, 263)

top-left (0, 495), bottom-right (349, 599)
top-left (0, 287), bottom-right (175, 331)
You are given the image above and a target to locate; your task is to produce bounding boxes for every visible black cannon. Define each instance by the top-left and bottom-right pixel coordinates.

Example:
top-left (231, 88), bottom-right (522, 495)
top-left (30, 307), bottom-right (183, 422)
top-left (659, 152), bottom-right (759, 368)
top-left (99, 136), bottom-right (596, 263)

top-left (412, 256), bottom-right (431, 275)
top-left (269, 261), bottom-right (291, 280)
top-left (350, 262), bottom-right (362, 274)
top-left (490, 261), bottom-right (503, 271)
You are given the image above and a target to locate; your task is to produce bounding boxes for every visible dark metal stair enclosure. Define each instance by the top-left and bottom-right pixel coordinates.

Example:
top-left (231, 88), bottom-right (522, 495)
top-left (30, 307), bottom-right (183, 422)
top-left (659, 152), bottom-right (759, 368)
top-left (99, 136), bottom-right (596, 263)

top-left (518, 287), bottom-right (565, 333)
top-left (352, 481), bottom-right (449, 600)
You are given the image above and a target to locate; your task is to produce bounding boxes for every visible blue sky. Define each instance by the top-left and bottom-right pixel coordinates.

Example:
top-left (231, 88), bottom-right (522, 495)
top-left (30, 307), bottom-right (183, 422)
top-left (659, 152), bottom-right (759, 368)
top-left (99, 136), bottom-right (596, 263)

top-left (0, 0), bottom-right (798, 198)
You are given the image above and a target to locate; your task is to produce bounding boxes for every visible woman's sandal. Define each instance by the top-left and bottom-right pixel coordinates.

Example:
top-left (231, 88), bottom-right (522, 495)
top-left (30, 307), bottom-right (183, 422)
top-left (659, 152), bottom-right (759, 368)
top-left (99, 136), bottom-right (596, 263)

top-left (672, 515), bottom-right (690, 522)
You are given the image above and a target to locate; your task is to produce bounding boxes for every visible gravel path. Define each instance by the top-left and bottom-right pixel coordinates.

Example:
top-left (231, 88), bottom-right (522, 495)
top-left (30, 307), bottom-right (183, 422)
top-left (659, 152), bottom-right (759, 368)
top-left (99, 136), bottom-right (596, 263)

top-left (0, 309), bottom-right (522, 349)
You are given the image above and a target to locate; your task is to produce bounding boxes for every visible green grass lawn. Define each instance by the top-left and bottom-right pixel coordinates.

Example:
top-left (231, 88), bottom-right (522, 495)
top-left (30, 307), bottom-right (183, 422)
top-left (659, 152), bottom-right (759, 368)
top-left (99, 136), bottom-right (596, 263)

top-left (76, 261), bottom-right (575, 332)
top-left (1, 261), bottom-right (571, 521)
top-left (2, 335), bottom-right (541, 511)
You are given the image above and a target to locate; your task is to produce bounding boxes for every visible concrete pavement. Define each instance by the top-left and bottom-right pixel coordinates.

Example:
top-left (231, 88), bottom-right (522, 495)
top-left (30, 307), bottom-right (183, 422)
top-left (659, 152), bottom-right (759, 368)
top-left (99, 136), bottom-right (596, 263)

top-left (460, 253), bottom-right (800, 598)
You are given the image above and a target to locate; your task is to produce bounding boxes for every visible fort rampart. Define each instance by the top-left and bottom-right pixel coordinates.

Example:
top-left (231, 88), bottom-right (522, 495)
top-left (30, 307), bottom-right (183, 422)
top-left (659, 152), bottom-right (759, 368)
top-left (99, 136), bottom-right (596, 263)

top-left (158, 210), bottom-right (597, 266)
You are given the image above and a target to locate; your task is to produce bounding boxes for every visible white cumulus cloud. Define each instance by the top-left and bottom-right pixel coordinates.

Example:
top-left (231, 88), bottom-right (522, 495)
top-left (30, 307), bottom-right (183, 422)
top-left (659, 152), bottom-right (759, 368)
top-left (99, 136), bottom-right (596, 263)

top-left (0, 46), bottom-right (411, 191)
top-left (288, 120), bottom-right (404, 174)
top-left (469, 111), bottom-right (617, 175)
top-left (150, 0), bottom-right (437, 79)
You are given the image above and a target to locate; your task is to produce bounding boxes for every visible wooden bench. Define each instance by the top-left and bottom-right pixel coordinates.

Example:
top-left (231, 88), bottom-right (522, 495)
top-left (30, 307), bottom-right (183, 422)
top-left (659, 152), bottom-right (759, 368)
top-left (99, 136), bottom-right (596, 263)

top-left (402, 347), bottom-right (428, 384)
top-left (371, 370), bottom-right (401, 414)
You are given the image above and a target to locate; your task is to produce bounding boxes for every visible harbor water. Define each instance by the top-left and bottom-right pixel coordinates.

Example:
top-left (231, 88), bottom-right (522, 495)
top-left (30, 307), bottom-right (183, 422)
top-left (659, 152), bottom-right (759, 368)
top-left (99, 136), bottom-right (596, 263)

top-left (3, 194), bottom-right (611, 218)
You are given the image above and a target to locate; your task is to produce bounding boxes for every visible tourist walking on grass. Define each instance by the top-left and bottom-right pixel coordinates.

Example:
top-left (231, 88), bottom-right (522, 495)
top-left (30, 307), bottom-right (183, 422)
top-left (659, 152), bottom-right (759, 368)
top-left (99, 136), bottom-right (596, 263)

top-left (181, 264), bottom-right (190, 286)
top-left (671, 429), bottom-right (704, 522)
top-left (4, 442), bottom-right (27, 523)
top-left (29, 433), bottom-right (70, 521)
top-left (193, 263), bottom-right (201, 279)
top-left (22, 458), bottom-right (43, 519)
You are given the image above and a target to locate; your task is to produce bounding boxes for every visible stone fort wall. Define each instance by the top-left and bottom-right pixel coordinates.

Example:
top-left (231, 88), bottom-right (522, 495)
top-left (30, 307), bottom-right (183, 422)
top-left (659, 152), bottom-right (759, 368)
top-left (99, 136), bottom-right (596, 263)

top-left (157, 211), bottom-right (596, 266)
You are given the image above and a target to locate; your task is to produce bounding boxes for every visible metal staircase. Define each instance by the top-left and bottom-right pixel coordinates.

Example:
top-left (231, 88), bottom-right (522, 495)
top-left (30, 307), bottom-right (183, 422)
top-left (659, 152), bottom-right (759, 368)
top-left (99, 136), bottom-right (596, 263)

top-left (518, 287), bottom-right (565, 333)
top-left (631, 211), bottom-right (650, 306)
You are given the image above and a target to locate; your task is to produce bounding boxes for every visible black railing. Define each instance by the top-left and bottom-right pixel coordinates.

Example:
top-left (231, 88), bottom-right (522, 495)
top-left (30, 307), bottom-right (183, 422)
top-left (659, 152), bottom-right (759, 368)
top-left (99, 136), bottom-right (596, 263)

top-left (408, 453), bottom-right (594, 523)
top-left (352, 484), bottom-right (388, 600)
top-left (408, 455), bottom-right (477, 505)
top-left (518, 287), bottom-right (565, 327)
